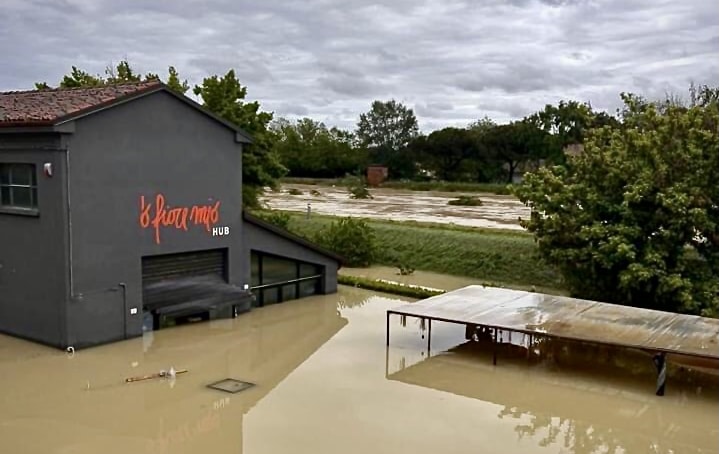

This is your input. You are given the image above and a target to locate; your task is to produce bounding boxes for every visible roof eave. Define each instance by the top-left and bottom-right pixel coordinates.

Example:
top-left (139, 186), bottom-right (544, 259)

top-left (52, 83), bottom-right (166, 126)
top-left (242, 211), bottom-right (344, 266)
top-left (159, 88), bottom-right (254, 144)
top-left (0, 82), bottom-right (255, 144)
top-left (0, 121), bottom-right (75, 134)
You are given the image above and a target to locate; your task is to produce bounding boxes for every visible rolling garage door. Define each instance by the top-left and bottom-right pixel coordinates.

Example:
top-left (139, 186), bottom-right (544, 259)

top-left (142, 249), bottom-right (227, 288)
top-left (142, 249), bottom-right (252, 329)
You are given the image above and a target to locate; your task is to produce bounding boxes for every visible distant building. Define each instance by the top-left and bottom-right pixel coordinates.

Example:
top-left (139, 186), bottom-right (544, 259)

top-left (0, 81), bottom-right (341, 350)
top-left (366, 164), bottom-right (388, 186)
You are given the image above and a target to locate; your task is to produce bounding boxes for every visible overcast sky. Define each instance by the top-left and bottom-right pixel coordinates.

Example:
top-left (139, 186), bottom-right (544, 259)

top-left (1, 0), bottom-right (717, 132)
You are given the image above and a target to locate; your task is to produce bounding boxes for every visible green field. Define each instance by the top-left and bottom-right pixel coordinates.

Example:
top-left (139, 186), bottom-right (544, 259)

top-left (281, 177), bottom-right (513, 195)
top-left (277, 212), bottom-right (563, 292)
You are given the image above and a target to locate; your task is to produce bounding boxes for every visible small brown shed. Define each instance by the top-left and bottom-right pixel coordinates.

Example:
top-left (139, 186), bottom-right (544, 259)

top-left (366, 165), bottom-right (388, 186)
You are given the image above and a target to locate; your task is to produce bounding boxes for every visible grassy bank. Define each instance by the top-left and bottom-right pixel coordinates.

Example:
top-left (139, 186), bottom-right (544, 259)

top-left (281, 177), bottom-right (513, 195)
top-left (275, 212), bottom-right (563, 291)
top-left (338, 275), bottom-right (444, 299)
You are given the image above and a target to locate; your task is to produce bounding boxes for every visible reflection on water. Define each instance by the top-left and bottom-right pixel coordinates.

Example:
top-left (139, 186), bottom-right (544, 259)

top-left (260, 184), bottom-right (528, 230)
top-left (0, 287), bottom-right (717, 454)
top-left (387, 327), bottom-right (719, 454)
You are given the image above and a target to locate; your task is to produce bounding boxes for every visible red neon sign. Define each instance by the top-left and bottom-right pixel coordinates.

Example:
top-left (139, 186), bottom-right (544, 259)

top-left (139, 194), bottom-right (221, 245)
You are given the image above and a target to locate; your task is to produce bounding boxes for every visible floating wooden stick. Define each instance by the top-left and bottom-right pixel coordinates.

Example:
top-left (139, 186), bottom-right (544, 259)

top-left (125, 368), bottom-right (188, 383)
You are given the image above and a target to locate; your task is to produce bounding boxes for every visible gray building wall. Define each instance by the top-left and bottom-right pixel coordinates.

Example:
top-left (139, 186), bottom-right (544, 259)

top-left (1, 88), bottom-right (341, 350)
top-left (242, 221), bottom-right (339, 294)
top-left (64, 90), bottom-right (245, 348)
top-left (0, 138), bottom-right (69, 347)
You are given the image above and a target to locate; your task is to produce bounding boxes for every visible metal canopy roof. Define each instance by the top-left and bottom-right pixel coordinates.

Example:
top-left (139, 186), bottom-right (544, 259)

top-left (388, 286), bottom-right (719, 360)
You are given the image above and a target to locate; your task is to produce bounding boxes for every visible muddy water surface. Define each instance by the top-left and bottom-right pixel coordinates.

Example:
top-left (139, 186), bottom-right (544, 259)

top-left (0, 287), bottom-right (717, 453)
top-left (260, 184), bottom-right (528, 230)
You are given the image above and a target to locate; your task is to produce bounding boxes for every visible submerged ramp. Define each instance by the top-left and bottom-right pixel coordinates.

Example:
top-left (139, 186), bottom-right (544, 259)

top-left (387, 286), bottom-right (719, 361)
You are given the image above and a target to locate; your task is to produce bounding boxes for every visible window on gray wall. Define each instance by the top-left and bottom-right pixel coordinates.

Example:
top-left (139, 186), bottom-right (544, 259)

top-left (0, 164), bottom-right (38, 211)
top-left (250, 251), bottom-right (324, 307)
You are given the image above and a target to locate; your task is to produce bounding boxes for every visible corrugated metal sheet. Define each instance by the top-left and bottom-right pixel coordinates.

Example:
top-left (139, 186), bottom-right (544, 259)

top-left (388, 286), bottom-right (719, 360)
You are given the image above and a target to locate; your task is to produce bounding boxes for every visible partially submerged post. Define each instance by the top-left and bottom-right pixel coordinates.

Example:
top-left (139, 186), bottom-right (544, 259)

top-left (653, 353), bottom-right (667, 396)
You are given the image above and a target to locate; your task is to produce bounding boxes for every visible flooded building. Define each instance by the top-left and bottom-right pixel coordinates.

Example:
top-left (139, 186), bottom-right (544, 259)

top-left (0, 81), bottom-right (341, 350)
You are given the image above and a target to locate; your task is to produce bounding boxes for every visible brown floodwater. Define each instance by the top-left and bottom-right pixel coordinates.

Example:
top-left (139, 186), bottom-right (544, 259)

top-left (259, 184), bottom-right (528, 230)
top-left (0, 287), bottom-right (717, 453)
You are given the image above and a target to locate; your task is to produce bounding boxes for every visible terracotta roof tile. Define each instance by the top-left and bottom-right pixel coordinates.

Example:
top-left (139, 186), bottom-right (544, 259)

top-left (0, 80), bottom-right (162, 126)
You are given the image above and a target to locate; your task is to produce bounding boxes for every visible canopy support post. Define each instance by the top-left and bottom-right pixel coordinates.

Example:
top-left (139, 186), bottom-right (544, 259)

top-left (493, 328), bottom-right (498, 366)
top-left (653, 352), bottom-right (667, 396)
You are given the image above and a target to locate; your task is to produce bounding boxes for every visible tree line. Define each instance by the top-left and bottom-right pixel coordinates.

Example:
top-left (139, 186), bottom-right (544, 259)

top-left (271, 98), bottom-right (618, 184)
top-left (36, 59), bottom-right (622, 202)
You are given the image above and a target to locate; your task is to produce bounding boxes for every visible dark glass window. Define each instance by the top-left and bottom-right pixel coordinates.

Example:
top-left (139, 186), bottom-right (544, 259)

top-left (281, 283), bottom-right (297, 301)
top-left (250, 251), bottom-right (325, 306)
top-left (300, 279), bottom-right (320, 297)
top-left (0, 164), bottom-right (38, 211)
top-left (262, 287), bottom-right (280, 305)
top-left (262, 255), bottom-right (297, 284)
top-left (300, 262), bottom-right (322, 278)
top-left (251, 252), bottom-right (261, 287)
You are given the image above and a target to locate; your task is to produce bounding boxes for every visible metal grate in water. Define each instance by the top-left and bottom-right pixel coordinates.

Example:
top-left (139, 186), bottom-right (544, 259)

top-left (207, 378), bottom-right (255, 394)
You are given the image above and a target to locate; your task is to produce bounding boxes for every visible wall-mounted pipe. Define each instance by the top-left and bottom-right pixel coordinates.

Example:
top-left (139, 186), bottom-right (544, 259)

top-left (119, 282), bottom-right (128, 338)
top-left (65, 148), bottom-right (75, 299)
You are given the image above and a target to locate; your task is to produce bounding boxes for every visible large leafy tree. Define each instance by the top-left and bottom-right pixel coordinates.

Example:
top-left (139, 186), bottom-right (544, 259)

top-left (514, 85), bottom-right (719, 316)
top-left (466, 117), bottom-right (504, 182)
top-left (412, 127), bottom-right (478, 181)
top-left (528, 100), bottom-right (621, 162)
top-left (530, 100), bottom-right (594, 147)
top-left (165, 66), bottom-right (190, 95)
top-left (193, 70), bottom-right (286, 207)
top-left (271, 117), bottom-right (364, 178)
top-left (356, 99), bottom-right (419, 178)
top-left (482, 120), bottom-right (551, 183)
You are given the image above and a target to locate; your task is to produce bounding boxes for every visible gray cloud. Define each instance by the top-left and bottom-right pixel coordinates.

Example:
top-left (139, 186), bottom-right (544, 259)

top-left (276, 103), bottom-right (309, 117)
top-left (1, 0), bottom-right (717, 131)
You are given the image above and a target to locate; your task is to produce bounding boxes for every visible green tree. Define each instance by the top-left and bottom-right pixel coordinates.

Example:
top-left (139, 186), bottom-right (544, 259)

top-left (356, 99), bottom-right (419, 178)
top-left (314, 217), bottom-right (376, 267)
top-left (37, 60), bottom-right (181, 90)
top-left (166, 66), bottom-right (190, 94)
top-left (193, 69), bottom-right (286, 207)
top-left (528, 100), bottom-right (621, 163)
top-left (270, 117), bottom-right (364, 178)
top-left (414, 127), bottom-right (478, 181)
top-left (468, 116), bottom-right (496, 133)
top-left (483, 120), bottom-right (550, 183)
top-left (59, 66), bottom-right (105, 88)
top-left (514, 86), bottom-right (719, 316)
top-left (104, 60), bottom-right (142, 84)
top-left (530, 100), bottom-right (593, 146)
top-left (467, 117), bottom-right (504, 182)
